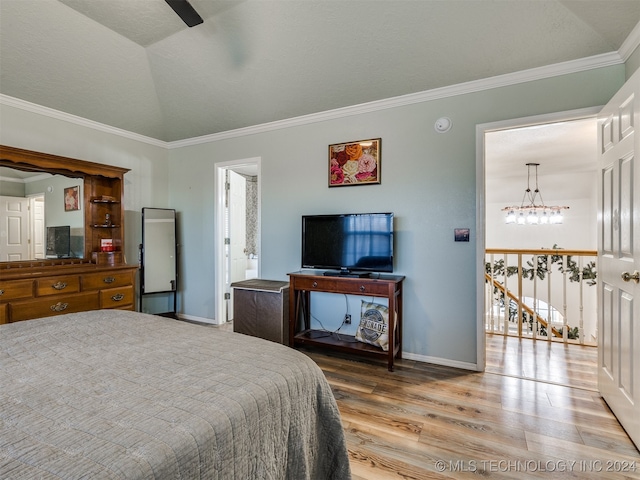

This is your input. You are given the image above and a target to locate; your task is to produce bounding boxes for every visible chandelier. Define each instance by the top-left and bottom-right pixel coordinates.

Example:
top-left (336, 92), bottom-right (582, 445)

top-left (502, 163), bottom-right (569, 225)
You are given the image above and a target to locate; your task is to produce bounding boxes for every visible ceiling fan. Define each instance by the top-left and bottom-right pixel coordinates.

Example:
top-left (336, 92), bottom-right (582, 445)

top-left (164, 0), bottom-right (203, 27)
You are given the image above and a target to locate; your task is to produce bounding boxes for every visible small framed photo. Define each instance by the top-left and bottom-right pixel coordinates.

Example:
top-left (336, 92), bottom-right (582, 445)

top-left (329, 138), bottom-right (381, 187)
top-left (64, 186), bottom-right (81, 211)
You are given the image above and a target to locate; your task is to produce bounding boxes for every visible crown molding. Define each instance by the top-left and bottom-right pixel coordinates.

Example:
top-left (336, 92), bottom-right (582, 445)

top-left (619, 20), bottom-right (640, 61)
top-left (169, 52), bottom-right (623, 148)
top-left (0, 95), bottom-right (167, 148)
top-left (0, 51), bottom-right (625, 150)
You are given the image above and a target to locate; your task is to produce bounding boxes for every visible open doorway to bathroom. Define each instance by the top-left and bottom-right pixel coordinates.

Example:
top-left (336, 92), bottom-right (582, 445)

top-left (214, 158), bottom-right (260, 325)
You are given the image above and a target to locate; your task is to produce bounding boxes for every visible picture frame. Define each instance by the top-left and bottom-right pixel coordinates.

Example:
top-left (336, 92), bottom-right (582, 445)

top-left (64, 186), bottom-right (81, 211)
top-left (329, 138), bottom-right (381, 187)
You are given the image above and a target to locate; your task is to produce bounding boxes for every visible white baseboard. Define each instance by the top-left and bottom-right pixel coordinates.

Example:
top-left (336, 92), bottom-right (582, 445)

top-left (402, 351), bottom-right (480, 372)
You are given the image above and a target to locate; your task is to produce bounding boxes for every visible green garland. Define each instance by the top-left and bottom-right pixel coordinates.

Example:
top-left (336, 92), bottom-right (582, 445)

top-left (486, 245), bottom-right (596, 340)
top-left (485, 244), bottom-right (597, 286)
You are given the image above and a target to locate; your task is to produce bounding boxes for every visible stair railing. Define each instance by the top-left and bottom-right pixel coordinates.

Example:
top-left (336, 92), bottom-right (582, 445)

top-left (485, 248), bottom-right (597, 345)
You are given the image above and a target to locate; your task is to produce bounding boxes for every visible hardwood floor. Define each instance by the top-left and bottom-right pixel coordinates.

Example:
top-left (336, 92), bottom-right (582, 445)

top-left (485, 333), bottom-right (598, 391)
top-left (208, 320), bottom-right (638, 478)
top-left (300, 338), bottom-right (640, 479)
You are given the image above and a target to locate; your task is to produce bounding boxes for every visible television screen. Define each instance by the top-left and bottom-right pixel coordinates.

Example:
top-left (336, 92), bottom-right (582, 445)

top-left (46, 225), bottom-right (71, 258)
top-left (302, 213), bottom-right (393, 274)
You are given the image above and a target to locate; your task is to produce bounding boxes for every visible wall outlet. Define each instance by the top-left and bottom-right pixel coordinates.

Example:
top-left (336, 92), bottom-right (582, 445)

top-left (344, 314), bottom-right (351, 324)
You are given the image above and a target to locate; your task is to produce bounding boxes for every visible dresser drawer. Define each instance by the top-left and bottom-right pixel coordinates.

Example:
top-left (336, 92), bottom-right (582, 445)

top-left (9, 292), bottom-right (100, 322)
top-left (293, 276), bottom-right (339, 292)
top-left (0, 304), bottom-right (7, 325)
top-left (292, 276), bottom-right (390, 296)
top-left (0, 279), bottom-right (34, 301)
top-left (36, 276), bottom-right (81, 296)
top-left (100, 285), bottom-right (134, 308)
top-left (83, 271), bottom-right (133, 291)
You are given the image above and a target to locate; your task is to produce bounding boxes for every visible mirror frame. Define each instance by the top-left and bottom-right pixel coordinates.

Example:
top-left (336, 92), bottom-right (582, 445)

top-left (0, 145), bottom-right (130, 268)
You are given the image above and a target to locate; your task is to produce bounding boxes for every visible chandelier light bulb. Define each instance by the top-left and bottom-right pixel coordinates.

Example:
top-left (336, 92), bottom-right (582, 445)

top-left (517, 212), bottom-right (526, 225)
top-left (539, 210), bottom-right (549, 224)
top-left (505, 210), bottom-right (516, 224)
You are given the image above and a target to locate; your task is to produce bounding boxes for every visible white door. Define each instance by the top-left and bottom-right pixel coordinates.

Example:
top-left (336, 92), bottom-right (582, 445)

top-left (0, 195), bottom-right (29, 261)
top-left (597, 68), bottom-right (639, 449)
top-left (227, 170), bottom-right (247, 321)
top-left (31, 195), bottom-right (45, 259)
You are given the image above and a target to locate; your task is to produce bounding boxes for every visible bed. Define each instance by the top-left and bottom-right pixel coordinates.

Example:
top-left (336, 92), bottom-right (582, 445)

top-left (0, 310), bottom-right (351, 479)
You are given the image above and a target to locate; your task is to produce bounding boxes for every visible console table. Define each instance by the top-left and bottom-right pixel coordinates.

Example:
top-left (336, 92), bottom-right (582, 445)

top-left (288, 271), bottom-right (405, 371)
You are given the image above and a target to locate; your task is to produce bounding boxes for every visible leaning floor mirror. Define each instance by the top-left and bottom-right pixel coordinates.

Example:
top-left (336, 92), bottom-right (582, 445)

top-left (140, 207), bottom-right (177, 315)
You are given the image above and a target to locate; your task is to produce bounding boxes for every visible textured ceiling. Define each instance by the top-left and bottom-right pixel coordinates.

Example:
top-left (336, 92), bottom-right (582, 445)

top-left (485, 117), bottom-right (598, 204)
top-left (1, 0), bottom-right (639, 142)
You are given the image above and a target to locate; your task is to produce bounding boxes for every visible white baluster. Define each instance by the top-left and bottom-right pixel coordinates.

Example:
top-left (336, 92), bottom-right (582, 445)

top-left (562, 255), bottom-right (568, 343)
top-left (503, 254), bottom-right (509, 336)
top-left (489, 253), bottom-right (500, 332)
top-left (579, 256), bottom-right (584, 345)
top-left (533, 254), bottom-right (538, 339)
top-left (547, 262), bottom-right (552, 342)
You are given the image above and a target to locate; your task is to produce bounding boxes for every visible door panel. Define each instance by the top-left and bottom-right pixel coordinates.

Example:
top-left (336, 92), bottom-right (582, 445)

top-left (597, 69), bottom-right (639, 449)
top-left (619, 291), bottom-right (633, 401)
top-left (602, 166), bottom-right (613, 254)
top-left (619, 156), bottom-right (632, 256)
top-left (0, 196), bottom-right (29, 261)
top-left (601, 282), bottom-right (614, 379)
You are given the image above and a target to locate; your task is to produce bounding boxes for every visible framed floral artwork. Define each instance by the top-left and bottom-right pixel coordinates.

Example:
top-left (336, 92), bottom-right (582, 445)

top-left (329, 138), bottom-right (381, 187)
top-left (64, 186), bottom-right (81, 211)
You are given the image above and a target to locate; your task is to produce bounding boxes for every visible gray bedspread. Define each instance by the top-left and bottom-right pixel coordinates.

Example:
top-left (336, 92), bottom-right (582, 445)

top-left (0, 310), bottom-right (351, 479)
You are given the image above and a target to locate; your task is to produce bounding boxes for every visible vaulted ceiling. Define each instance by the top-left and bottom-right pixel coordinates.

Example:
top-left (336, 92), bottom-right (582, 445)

top-left (1, 1), bottom-right (639, 142)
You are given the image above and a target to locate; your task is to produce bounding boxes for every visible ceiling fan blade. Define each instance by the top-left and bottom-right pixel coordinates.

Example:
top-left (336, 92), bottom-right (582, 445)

top-left (164, 0), bottom-right (203, 27)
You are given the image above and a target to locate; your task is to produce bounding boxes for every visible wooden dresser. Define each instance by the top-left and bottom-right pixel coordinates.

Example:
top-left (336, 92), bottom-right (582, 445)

top-left (0, 145), bottom-right (138, 324)
top-left (0, 263), bottom-right (138, 324)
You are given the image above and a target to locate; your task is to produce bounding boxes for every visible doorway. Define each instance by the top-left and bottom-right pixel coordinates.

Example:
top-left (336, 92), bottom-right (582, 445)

top-left (214, 158), bottom-right (261, 325)
top-left (0, 193), bottom-right (45, 261)
top-left (476, 106), bottom-right (601, 378)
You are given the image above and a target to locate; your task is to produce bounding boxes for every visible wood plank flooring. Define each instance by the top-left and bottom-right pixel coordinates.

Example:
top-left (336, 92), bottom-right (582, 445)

top-left (300, 337), bottom-right (640, 480)
top-left (485, 333), bottom-right (599, 391)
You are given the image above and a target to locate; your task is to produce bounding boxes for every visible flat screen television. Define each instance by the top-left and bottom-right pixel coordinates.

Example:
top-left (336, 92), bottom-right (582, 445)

top-left (46, 225), bottom-right (71, 258)
top-left (301, 213), bottom-right (394, 276)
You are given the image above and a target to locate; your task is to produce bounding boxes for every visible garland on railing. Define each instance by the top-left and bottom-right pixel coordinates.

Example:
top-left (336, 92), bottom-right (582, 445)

top-left (486, 246), bottom-right (596, 340)
top-left (485, 245), bottom-right (597, 286)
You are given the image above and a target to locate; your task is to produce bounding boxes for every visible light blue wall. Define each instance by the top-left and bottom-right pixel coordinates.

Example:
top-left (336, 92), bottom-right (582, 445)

top-left (0, 63), bottom-right (628, 367)
top-left (168, 66), bottom-right (625, 366)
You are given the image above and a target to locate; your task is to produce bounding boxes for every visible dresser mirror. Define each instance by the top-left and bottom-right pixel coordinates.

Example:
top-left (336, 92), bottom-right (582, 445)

top-left (0, 145), bottom-right (129, 269)
top-left (0, 166), bottom-right (85, 261)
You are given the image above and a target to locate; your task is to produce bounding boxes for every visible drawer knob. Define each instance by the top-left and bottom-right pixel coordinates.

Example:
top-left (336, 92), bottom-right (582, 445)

top-left (103, 276), bottom-right (116, 284)
top-left (0, 289), bottom-right (4, 296)
top-left (111, 293), bottom-right (125, 302)
top-left (50, 302), bottom-right (69, 312)
top-left (312, 281), bottom-right (318, 288)
top-left (52, 281), bottom-right (68, 290)
top-left (360, 285), bottom-right (366, 292)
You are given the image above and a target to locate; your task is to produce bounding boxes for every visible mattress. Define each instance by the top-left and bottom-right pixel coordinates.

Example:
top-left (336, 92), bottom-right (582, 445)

top-left (0, 309), bottom-right (351, 479)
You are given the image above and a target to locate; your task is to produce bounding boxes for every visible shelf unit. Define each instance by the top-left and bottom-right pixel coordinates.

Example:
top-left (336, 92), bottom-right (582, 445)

top-left (288, 271), bottom-right (404, 371)
top-left (87, 176), bottom-right (124, 261)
